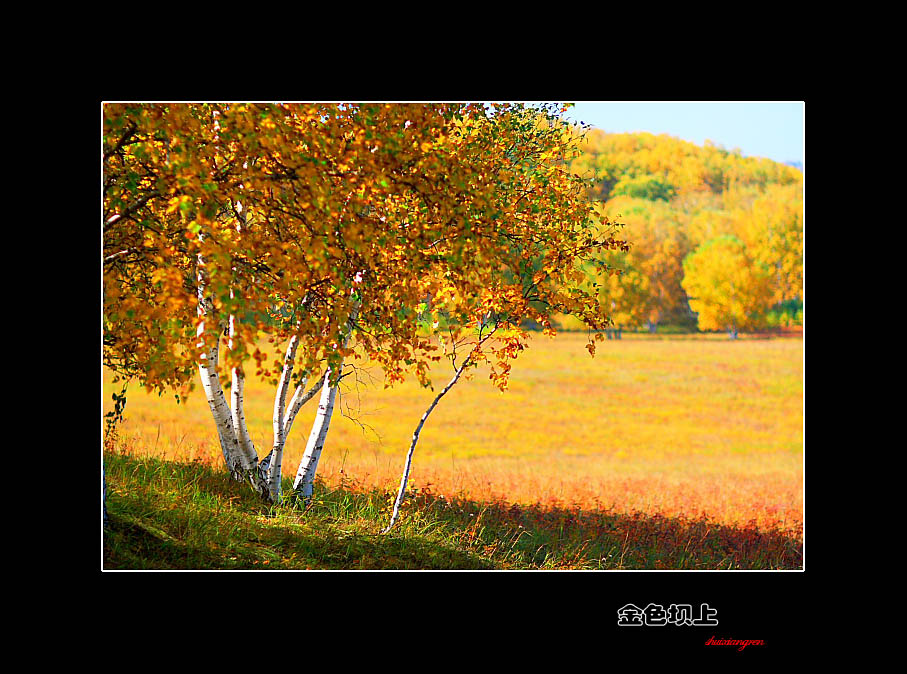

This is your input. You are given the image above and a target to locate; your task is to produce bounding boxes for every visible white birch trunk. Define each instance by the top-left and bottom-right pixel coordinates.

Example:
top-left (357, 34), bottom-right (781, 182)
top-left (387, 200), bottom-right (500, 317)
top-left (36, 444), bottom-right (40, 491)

top-left (230, 366), bottom-right (259, 470)
top-left (292, 300), bottom-right (360, 504)
top-left (228, 310), bottom-right (267, 493)
top-left (224, 200), bottom-right (270, 490)
top-left (291, 369), bottom-right (339, 504)
top-left (382, 325), bottom-right (499, 533)
top-left (197, 249), bottom-right (246, 481)
top-left (381, 357), bottom-right (470, 533)
top-left (197, 315), bottom-right (246, 480)
top-left (259, 373), bottom-right (322, 496)
top-left (263, 336), bottom-right (299, 503)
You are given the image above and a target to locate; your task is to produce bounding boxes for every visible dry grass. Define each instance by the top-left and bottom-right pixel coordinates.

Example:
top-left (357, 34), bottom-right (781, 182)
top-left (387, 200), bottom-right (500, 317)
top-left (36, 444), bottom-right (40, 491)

top-left (103, 331), bottom-right (803, 538)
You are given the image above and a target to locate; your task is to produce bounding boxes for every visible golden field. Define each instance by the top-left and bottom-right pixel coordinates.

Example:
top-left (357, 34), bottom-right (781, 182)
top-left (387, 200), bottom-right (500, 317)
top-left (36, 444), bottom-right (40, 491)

top-left (102, 331), bottom-right (803, 537)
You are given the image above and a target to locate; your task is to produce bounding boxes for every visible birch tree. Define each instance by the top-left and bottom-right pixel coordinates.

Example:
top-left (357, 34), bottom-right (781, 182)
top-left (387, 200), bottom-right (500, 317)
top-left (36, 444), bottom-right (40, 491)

top-left (103, 102), bottom-right (627, 515)
top-left (374, 105), bottom-right (632, 530)
top-left (104, 102), bottom-right (454, 502)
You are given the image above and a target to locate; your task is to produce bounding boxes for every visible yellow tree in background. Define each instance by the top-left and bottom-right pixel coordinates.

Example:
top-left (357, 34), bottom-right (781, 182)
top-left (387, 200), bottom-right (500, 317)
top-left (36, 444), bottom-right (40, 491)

top-left (681, 236), bottom-right (774, 338)
top-left (595, 252), bottom-right (649, 337)
top-left (598, 196), bottom-right (691, 331)
top-left (687, 201), bottom-right (738, 249)
top-left (736, 183), bottom-right (803, 307)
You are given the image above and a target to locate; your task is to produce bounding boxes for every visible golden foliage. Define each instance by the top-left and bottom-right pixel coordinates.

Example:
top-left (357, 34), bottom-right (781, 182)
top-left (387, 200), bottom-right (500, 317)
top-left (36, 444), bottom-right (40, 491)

top-left (104, 103), bottom-right (627, 394)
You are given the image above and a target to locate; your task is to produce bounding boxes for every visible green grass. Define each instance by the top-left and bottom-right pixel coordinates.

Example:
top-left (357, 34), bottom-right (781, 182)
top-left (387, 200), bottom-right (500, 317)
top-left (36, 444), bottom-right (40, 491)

top-left (102, 449), bottom-right (802, 570)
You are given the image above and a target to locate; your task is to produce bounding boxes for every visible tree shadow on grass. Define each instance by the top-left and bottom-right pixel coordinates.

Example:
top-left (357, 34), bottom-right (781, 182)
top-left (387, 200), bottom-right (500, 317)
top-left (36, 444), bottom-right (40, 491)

top-left (102, 452), bottom-right (802, 571)
top-left (378, 486), bottom-right (803, 570)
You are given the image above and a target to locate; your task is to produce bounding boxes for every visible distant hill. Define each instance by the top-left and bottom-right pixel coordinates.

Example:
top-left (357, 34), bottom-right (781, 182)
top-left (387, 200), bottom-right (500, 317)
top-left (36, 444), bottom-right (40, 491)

top-left (569, 129), bottom-right (803, 203)
top-left (562, 129), bottom-right (803, 332)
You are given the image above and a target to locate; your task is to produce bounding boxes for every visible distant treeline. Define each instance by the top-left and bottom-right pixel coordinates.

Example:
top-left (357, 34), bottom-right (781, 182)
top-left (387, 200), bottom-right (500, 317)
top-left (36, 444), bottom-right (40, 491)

top-left (554, 130), bottom-right (802, 336)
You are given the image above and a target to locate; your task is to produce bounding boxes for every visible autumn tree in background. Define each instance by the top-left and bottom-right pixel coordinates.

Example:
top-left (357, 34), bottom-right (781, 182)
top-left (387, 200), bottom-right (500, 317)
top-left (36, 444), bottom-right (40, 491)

top-left (736, 183), bottom-right (803, 309)
top-left (596, 196), bottom-right (692, 332)
top-left (593, 251), bottom-right (648, 338)
top-left (681, 236), bottom-right (775, 338)
top-left (685, 183), bottom-right (803, 327)
top-left (103, 102), bottom-right (626, 521)
top-left (687, 202), bottom-right (739, 248)
top-left (568, 127), bottom-right (802, 335)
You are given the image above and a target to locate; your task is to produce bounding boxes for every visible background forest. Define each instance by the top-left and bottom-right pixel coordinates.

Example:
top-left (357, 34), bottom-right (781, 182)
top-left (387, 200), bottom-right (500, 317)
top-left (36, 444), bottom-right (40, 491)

top-left (558, 130), bottom-right (803, 337)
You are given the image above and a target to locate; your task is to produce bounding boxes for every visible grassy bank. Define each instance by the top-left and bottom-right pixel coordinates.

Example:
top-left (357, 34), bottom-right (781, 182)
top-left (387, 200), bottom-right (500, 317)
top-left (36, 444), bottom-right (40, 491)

top-left (102, 449), bottom-right (802, 570)
top-left (104, 332), bottom-right (803, 535)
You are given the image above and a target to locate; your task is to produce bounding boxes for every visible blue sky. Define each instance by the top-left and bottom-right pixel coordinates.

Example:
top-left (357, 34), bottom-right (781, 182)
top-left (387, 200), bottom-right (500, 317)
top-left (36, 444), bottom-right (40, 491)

top-left (561, 102), bottom-right (804, 166)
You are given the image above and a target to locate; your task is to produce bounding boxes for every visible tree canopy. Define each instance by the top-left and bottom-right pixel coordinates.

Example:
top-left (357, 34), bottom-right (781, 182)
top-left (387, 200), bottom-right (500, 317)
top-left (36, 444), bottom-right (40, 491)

top-left (103, 102), bottom-right (628, 399)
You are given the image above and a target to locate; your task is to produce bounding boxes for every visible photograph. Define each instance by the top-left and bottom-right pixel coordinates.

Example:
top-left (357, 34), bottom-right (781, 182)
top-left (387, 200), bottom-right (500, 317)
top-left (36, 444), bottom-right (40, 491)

top-left (100, 101), bottom-right (806, 650)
